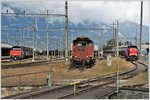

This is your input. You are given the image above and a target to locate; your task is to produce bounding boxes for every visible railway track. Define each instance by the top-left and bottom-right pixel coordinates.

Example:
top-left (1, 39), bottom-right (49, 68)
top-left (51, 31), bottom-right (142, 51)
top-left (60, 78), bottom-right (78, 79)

top-left (3, 61), bottom-right (148, 99)
top-left (120, 87), bottom-right (149, 92)
top-left (105, 86), bottom-right (149, 99)
top-left (1, 58), bottom-right (65, 69)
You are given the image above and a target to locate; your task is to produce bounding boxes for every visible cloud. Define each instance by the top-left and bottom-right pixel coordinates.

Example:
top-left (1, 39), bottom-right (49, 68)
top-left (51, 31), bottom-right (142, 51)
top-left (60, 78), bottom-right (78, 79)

top-left (69, 1), bottom-right (148, 25)
top-left (1, 6), bottom-right (15, 13)
top-left (1, 1), bottom-right (149, 25)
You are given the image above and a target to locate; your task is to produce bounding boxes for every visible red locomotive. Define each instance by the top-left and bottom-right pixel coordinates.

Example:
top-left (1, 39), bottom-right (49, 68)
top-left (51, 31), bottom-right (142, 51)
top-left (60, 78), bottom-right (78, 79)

top-left (125, 45), bottom-right (139, 61)
top-left (104, 45), bottom-right (139, 61)
top-left (70, 36), bottom-right (95, 69)
top-left (10, 46), bottom-right (33, 60)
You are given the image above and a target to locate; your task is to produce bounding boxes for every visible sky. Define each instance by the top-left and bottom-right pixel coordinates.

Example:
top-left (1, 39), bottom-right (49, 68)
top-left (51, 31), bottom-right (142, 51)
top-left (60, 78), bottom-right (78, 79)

top-left (1, 1), bottom-right (149, 26)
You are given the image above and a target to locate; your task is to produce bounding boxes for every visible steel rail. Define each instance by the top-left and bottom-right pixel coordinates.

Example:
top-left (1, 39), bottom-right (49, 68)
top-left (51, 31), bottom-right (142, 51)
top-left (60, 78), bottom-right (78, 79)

top-left (58, 81), bottom-right (115, 99)
top-left (120, 87), bottom-right (149, 92)
top-left (1, 71), bottom-right (50, 78)
top-left (136, 61), bottom-right (148, 72)
top-left (4, 62), bottom-right (135, 99)
top-left (2, 58), bottom-right (65, 69)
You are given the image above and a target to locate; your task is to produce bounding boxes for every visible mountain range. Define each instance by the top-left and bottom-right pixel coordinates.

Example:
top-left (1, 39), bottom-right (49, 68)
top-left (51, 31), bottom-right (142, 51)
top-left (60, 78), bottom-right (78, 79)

top-left (1, 15), bottom-right (149, 50)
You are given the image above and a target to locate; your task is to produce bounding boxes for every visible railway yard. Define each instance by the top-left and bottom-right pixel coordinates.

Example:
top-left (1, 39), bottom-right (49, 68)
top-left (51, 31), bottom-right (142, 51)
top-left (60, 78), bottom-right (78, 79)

top-left (1, 1), bottom-right (149, 99)
top-left (1, 57), bottom-right (149, 99)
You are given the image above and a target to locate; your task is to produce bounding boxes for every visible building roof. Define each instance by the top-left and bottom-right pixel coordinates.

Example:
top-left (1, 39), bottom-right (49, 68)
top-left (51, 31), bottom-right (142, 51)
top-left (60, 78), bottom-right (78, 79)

top-left (1, 42), bottom-right (13, 48)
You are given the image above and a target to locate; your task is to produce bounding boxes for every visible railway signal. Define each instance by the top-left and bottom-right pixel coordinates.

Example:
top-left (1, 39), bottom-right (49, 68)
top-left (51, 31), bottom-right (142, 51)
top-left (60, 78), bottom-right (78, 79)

top-left (107, 54), bottom-right (112, 67)
top-left (47, 71), bottom-right (52, 87)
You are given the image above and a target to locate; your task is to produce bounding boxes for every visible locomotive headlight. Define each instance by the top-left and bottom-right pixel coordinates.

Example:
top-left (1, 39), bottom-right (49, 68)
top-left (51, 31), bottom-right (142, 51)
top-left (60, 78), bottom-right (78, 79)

top-left (75, 56), bottom-right (77, 58)
top-left (86, 56), bottom-right (88, 58)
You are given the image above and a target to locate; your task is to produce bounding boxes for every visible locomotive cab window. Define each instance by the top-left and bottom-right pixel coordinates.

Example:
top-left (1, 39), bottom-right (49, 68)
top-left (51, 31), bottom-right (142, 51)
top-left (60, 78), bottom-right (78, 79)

top-left (12, 46), bottom-right (22, 50)
top-left (77, 42), bottom-right (88, 46)
top-left (76, 40), bottom-right (90, 46)
top-left (73, 41), bottom-right (93, 46)
top-left (73, 37), bottom-right (94, 46)
top-left (89, 43), bottom-right (93, 46)
top-left (13, 48), bottom-right (21, 50)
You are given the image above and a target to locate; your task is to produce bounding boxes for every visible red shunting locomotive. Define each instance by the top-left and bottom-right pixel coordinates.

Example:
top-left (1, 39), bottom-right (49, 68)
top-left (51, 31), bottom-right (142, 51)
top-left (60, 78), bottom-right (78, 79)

top-left (70, 36), bottom-right (95, 68)
top-left (125, 45), bottom-right (139, 61)
top-left (10, 46), bottom-right (33, 60)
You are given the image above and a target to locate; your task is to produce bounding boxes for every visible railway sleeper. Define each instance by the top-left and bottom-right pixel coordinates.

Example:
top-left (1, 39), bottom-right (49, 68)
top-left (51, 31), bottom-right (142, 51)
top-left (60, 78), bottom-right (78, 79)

top-left (78, 84), bottom-right (89, 88)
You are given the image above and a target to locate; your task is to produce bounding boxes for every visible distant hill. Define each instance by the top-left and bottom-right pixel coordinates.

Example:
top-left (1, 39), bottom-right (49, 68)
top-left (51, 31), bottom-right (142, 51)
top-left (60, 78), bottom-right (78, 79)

top-left (119, 21), bottom-right (149, 43)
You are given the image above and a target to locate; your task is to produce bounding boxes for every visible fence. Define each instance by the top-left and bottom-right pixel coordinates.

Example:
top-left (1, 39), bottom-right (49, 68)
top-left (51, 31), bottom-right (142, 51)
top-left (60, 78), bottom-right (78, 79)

top-left (1, 70), bottom-right (54, 93)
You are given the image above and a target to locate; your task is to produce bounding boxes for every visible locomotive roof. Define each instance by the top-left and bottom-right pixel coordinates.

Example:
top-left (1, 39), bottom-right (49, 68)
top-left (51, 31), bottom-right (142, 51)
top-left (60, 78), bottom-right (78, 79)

top-left (12, 46), bottom-right (33, 49)
top-left (73, 36), bottom-right (93, 43)
top-left (76, 36), bottom-right (89, 39)
top-left (12, 46), bottom-right (21, 48)
top-left (128, 45), bottom-right (138, 48)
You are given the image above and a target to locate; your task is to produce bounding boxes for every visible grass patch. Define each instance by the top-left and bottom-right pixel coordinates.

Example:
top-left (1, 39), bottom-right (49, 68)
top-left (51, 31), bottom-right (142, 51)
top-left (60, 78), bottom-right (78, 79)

top-left (2, 57), bottom-right (134, 85)
top-left (2, 61), bottom-right (30, 66)
top-left (51, 57), bottom-right (133, 80)
top-left (121, 72), bottom-right (148, 86)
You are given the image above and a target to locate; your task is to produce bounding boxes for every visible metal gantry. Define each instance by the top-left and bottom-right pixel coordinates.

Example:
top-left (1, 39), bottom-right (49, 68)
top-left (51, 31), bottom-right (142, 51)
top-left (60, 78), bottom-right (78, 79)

top-left (2, 1), bottom-right (123, 63)
top-left (2, 1), bottom-right (67, 62)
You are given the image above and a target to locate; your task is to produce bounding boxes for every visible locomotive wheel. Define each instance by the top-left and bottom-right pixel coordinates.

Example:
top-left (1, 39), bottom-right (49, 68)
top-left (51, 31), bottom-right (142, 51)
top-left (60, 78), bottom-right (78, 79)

top-left (81, 60), bottom-right (86, 71)
top-left (68, 59), bottom-right (74, 70)
top-left (68, 64), bottom-right (73, 70)
top-left (14, 57), bottom-right (17, 60)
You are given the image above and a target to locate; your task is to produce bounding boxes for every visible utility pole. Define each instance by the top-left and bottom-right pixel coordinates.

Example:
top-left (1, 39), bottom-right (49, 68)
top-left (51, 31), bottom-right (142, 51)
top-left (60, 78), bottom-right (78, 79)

top-left (46, 10), bottom-right (49, 60)
top-left (114, 27), bottom-right (117, 56)
top-left (100, 31), bottom-right (103, 58)
top-left (97, 38), bottom-right (100, 58)
top-left (52, 42), bottom-right (54, 57)
top-left (32, 26), bottom-right (35, 61)
top-left (110, 21), bottom-right (115, 54)
top-left (71, 32), bottom-right (74, 57)
top-left (54, 39), bottom-right (56, 57)
top-left (139, 1), bottom-right (143, 60)
top-left (116, 61), bottom-right (120, 98)
top-left (57, 41), bottom-right (59, 57)
top-left (61, 39), bottom-right (64, 58)
top-left (135, 25), bottom-right (138, 46)
top-left (21, 32), bottom-right (24, 46)
top-left (16, 28), bottom-right (19, 46)
top-left (116, 20), bottom-right (119, 57)
top-left (6, 32), bottom-right (10, 44)
top-left (112, 21), bottom-right (115, 47)
top-left (116, 20), bottom-right (120, 97)
top-left (32, 18), bottom-right (38, 61)
top-left (59, 40), bottom-right (60, 57)
top-left (65, 1), bottom-right (68, 64)
top-left (59, 38), bottom-right (62, 57)
top-left (20, 30), bottom-right (22, 46)
top-left (60, 39), bottom-right (61, 57)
